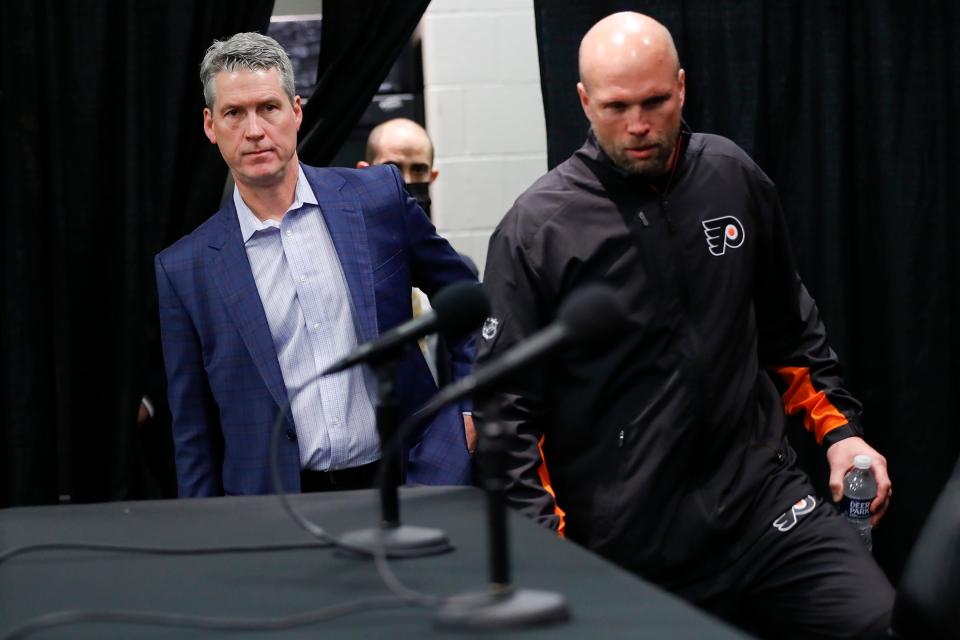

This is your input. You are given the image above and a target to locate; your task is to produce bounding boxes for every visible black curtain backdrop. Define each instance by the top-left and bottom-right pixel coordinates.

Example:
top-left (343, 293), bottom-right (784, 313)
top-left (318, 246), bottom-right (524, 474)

top-left (297, 0), bottom-right (431, 166)
top-left (0, 1), bottom-right (274, 507)
top-left (533, 0), bottom-right (960, 584)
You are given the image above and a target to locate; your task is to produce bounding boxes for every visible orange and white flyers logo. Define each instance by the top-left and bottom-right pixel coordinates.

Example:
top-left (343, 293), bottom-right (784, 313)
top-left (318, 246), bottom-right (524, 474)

top-left (702, 215), bottom-right (745, 256)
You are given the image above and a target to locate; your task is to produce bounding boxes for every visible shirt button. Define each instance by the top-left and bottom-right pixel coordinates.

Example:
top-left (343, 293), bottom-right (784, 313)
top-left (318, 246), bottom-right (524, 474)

top-left (286, 429), bottom-right (297, 442)
top-left (331, 419), bottom-right (341, 427)
top-left (312, 322), bottom-right (321, 330)
top-left (299, 274), bottom-right (307, 283)
top-left (285, 229), bottom-right (292, 236)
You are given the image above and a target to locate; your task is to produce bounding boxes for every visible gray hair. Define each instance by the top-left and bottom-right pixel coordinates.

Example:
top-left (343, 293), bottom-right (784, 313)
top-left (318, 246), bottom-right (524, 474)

top-left (200, 32), bottom-right (295, 108)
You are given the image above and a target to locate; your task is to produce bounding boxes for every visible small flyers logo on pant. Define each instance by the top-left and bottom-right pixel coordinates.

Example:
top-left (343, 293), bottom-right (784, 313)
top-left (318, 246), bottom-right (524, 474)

top-left (772, 495), bottom-right (817, 532)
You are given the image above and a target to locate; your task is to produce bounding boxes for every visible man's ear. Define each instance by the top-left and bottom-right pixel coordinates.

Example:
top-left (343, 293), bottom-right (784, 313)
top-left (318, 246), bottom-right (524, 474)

top-left (356, 160), bottom-right (371, 169)
top-left (293, 95), bottom-right (303, 131)
top-left (203, 108), bottom-right (217, 145)
top-left (576, 82), bottom-right (591, 120)
top-left (430, 168), bottom-right (439, 183)
top-left (677, 68), bottom-right (686, 109)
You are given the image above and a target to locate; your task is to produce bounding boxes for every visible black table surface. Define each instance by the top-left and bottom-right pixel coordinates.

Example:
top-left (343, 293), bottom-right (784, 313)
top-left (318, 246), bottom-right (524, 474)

top-left (0, 487), bottom-right (749, 639)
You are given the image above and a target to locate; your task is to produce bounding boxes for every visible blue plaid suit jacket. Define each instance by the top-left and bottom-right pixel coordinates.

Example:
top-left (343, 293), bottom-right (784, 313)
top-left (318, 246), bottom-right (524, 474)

top-left (155, 164), bottom-right (477, 497)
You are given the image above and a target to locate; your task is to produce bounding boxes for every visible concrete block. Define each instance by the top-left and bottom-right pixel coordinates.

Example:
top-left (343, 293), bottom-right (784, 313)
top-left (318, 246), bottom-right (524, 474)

top-left (423, 14), bottom-right (500, 86)
top-left (497, 12), bottom-right (541, 84)
top-left (464, 85), bottom-right (547, 155)
top-left (425, 87), bottom-right (467, 158)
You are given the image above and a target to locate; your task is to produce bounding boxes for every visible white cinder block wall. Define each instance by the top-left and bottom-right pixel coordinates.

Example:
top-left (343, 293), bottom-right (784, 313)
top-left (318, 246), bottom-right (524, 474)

top-left (421, 0), bottom-right (548, 278)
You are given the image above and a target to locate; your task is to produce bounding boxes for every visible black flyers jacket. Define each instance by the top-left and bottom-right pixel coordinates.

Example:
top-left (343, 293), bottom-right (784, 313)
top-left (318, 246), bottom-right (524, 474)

top-left (476, 128), bottom-right (863, 588)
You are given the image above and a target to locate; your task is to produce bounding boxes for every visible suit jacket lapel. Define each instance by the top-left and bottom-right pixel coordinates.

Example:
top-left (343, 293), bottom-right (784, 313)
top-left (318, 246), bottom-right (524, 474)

top-left (207, 204), bottom-right (290, 412)
top-left (305, 167), bottom-right (379, 344)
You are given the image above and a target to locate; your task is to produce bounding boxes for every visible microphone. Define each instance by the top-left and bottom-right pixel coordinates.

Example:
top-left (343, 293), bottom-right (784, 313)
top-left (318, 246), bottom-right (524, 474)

top-left (322, 280), bottom-right (489, 376)
top-left (430, 283), bottom-right (626, 631)
top-left (416, 283), bottom-right (627, 421)
top-left (334, 280), bottom-right (488, 560)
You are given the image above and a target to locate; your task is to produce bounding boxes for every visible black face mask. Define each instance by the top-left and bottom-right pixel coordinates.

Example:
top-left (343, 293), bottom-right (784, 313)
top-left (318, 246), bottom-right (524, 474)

top-left (406, 181), bottom-right (432, 220)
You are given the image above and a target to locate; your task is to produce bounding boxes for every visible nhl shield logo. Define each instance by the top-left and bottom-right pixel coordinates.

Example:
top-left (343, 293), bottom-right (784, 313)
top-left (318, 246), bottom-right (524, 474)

top-left (481, 317), bottom-right (500, 341)
top-left (702, 215), bottom-right (746, 256)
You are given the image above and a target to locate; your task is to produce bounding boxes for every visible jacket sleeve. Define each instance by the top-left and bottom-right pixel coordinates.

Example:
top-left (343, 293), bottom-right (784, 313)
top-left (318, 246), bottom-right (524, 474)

top-left (752, 178), bottom-right (864, 448)
top-left (390, 165), bottom-right (479, 408)
top-left (155, 253), bottom-right (224, 497)
top-left (376, 165), bottom-right (478, 485)
top-left (475, 215), bottom-right (563, 531)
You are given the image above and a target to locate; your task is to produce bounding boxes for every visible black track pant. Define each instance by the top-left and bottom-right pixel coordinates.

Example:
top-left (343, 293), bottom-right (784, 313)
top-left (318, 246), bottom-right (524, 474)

top-left (674, 498), bottom-right (894, 640)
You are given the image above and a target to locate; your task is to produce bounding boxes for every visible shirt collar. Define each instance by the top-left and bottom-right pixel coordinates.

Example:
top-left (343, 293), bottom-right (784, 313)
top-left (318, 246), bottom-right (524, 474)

top-left (235, 164), bottom-right (319, 244)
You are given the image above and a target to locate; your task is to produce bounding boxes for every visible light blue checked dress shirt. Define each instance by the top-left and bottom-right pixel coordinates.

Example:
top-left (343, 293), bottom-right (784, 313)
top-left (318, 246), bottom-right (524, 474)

top-left (234, 167), bottom-right (379, 471)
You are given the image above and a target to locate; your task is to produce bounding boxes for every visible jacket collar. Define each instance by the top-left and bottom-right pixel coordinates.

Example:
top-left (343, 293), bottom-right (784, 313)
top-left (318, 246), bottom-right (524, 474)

top-left (234, 165), bottom-right (319, 244)
top-left (577, 120), bottom-right (693, 194)
top-left (201, 164), bottom-right (367, 414)
top-left (207, 164), bottom-right (346, 250)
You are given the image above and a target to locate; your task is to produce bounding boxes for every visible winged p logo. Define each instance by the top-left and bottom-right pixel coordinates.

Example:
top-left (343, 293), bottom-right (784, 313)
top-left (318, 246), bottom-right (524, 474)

top-left (702, 215), bottom-right (745, 256)
top-left (772, 495), bottom-right (817, 533)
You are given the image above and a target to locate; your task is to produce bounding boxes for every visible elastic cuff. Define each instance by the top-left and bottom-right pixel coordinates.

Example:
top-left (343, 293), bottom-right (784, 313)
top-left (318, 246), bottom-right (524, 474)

top-left (821, 423), bottom-right (860, 448)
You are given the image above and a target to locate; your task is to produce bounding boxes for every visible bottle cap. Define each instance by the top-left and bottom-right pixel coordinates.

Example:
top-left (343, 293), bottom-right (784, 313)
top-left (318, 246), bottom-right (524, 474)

top-left (853, 454), bottom-right (872, 469)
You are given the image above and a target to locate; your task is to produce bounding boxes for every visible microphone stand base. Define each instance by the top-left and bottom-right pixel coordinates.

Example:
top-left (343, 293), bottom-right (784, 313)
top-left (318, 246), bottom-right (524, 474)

top-left (433, 588), bottom-right (570, 630)
top-left (336, 524), bottom-right (453, 559)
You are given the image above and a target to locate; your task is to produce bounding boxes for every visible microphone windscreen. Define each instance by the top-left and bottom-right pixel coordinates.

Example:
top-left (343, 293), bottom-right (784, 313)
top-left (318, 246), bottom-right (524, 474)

top-left (557, 283), bottom-right (627, 346)
top-left (431, 281), bottom-right (490, 338)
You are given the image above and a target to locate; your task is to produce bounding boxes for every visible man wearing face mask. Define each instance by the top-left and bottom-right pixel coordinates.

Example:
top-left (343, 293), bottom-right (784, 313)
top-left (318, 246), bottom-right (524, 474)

top-left (357, 118), bottom-right (478, 277)
top-left (358, 117), bottom-right (478, 405)
top-left (357, 118), bottom-right (438, 217)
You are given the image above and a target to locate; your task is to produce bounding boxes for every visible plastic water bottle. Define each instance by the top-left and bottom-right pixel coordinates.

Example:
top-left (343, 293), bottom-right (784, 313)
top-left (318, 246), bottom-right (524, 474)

top-left (843, 454), bottom-right (877, 552)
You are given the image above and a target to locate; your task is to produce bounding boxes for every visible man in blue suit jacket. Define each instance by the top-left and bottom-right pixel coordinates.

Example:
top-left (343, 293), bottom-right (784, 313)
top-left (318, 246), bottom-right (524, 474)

top-left (156, 32), bottom-right (477, 497)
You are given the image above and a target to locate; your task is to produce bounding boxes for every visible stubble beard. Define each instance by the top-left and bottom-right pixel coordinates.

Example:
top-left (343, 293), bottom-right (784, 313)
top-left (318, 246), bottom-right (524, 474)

top-left (598, 127), bottom-right (680, 178)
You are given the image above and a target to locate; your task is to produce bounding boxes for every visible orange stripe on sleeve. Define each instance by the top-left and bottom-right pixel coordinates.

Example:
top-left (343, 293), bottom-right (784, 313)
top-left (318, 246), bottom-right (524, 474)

top-left (537, 436), bottom-right (566, 538)
top-left (775, 366), bottom-right (848, 444)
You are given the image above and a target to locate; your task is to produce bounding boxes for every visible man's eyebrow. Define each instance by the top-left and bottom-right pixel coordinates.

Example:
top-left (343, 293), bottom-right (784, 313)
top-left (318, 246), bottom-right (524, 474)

top-left (642, 93), bottom-right (670, 106)
top-left (219, 97), bottom-right (281, 112)
top-left (218, 101), bottom-right (252, 114)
